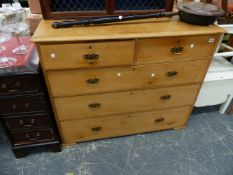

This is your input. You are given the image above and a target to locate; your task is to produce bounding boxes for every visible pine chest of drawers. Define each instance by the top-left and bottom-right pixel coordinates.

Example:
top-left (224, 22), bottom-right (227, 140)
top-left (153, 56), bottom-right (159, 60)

top-left (32, 19), bottom-right (224, 145)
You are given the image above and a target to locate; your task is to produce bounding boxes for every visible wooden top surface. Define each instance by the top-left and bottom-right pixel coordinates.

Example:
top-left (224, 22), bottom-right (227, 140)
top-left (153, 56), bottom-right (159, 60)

top-left (32, 17), bottom-right (225, 43)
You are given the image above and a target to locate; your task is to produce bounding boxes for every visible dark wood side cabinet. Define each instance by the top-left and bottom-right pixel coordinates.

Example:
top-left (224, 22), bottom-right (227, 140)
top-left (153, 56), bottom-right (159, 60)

top-left (39, 0), bottom-right (175, 19)
top-left (0, 49), bottom-right (61, 158)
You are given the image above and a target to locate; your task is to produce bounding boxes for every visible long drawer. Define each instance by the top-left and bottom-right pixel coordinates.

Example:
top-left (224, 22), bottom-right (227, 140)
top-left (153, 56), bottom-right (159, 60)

top-left (40, 40), bottom-right (135, 70)
top-left (55, 84), bottom-right (199, 121)
top-left (48, 60), bottom-right (208, 97)
top-left (60, 106), bottom-right (191, 144)
top-left (137, 34), bottom-right (218, 63)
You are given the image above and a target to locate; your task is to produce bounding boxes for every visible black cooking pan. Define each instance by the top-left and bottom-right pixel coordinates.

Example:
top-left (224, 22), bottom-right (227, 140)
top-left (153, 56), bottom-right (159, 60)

top-left (52, 2), bottom-right (225, 29)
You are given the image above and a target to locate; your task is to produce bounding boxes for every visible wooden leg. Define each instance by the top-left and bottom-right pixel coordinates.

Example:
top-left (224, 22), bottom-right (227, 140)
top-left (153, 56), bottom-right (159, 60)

top-left (13, 150), bottom-right (27, 158)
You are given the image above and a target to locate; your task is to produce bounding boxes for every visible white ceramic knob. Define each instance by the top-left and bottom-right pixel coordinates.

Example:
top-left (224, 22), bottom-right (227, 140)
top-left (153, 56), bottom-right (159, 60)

top-left (151, 73), bottom-right (155, 78)
top-left (51, 53), bottom-right (56, 59)
top-left (117, 72), bottom-right (121, 77)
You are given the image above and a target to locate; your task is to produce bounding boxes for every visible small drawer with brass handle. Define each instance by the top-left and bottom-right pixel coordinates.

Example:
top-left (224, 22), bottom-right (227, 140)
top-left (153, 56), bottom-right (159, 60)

top-left (40, 41), bottom-right (134, 70)
top-left (2, 113), bottom-right (51, 130)
top-left (11, 128), bottom-right (54, 145)
top-left (137, 35), bottom-right (217, 63)
top-left (91, 127), bottom-right (102, 132)
top-left (155, 118), bottom-right (165, 123)
top-left (86, 78), bottom-right (100, 85)
top-left (160, 95), bottom-right (172, 101)
top-left (171, 47), bottom-right (184, 55)
top-left (0, 75), bottom-right (42, 95)
top-left (166, 71), bottom-right (178, 78)
top-left (0, 94), bottom-right (48, 115)
top-left (83, 54), bottom-right (99, 64)
top-left (88, 103), bottom-right (101, 109)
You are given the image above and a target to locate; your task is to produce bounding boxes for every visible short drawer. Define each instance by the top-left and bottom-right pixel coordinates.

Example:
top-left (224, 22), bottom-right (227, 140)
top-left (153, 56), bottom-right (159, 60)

top-left (40, 41), bottom-right (135, 70)
top-left (60, 106), bottom-right (191, 144)
top-left (0, 94), bottom-right (48, 115)
top-left (2, 113), bottom-right (51, 130)
top-left (137, 35), bottom-right (219, 63)
top-left (48, 60), bottom-right (208, 97)
top-left (11, 128), bottom-right (54, 145)
top-left (0, 75), bottom-right (42, 95)
top-left (55, 84), bottom-right (200, 121)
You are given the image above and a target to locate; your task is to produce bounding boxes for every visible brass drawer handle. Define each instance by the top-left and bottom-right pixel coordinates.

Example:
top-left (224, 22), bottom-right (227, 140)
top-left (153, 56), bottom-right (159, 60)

top-left (155, 118), bottom-right (165, 123)
top-left (5, 122), bottom-right (11, 128)
top-left (29, 137), bottom-right (39, 141)
top-left (28, 133), bottom-right (40, 141)
top-left (88, 103), bottom-right (101, 109)
top-left (24, 124), bottom-right (33, 127)
top-left (160, 95), bottom-right (172, 101)
top-left (91, 127), bottom-right (102, 132)
top-left (86, 78), bottom-right (100, 85)
top-left (15, 82), bottom-right (20, 87)
top-left (167, 71), bottom-right (178, 78)
top-left (1, 83), bottom-right (7, 89)
top-left (25, 133), bottom-right (30, 138)
top-left (24, 102), bottom-right (30, 108)
top-left (19, 119), bottom-right (35, 127)
top-left (171, 47), bottom-right (184, 55)
top-left (19, 120), bottom-right (24, 125)
top-left (8, 89), bottom-right (18, 93)
top-left (83, 54), bottom-right (99, 64)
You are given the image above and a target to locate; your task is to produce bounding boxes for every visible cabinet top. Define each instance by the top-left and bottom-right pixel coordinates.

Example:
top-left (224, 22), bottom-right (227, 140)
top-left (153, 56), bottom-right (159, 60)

top-left (32, 18), bottom-right (225, 43)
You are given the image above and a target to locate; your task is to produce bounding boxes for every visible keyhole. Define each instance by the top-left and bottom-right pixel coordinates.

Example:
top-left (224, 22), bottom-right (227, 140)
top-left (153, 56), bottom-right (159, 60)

top-left (89, 46), bottom-right (92, 49)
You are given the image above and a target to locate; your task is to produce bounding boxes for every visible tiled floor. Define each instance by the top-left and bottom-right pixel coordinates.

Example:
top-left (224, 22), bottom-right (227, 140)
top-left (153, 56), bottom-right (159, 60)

top-left (1, 110), bottom-right (233, 175)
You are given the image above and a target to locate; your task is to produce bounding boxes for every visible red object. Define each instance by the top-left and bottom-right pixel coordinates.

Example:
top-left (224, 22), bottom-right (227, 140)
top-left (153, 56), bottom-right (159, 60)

top-left (1, 37), bottom-right (35, 68)
top-left (212, 0), bottom-right (233, 12)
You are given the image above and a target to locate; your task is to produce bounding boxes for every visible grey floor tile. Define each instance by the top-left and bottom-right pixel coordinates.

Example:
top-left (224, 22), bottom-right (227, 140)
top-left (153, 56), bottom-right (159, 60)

top-left (1, 112), bottom-right (233, 175)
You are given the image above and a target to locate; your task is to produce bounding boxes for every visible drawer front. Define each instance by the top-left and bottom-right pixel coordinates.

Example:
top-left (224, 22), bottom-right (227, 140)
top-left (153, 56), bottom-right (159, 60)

top-left (48, 60), bottom-right (208, 97)
top-left (0, 75), bottom-right (42, 95)
top-left (55, 84), bottom-right (200, 121)
top-left (11, 128), bottom-right (54, 145)
top-left (137, 35), bottom-right (218, 63)
top-left (2, 113), bottom-right (51, 130)
top-left (0, 95), bottom-right (48, 115)
top-left (60, 106), bottom-right (191, 144)
top-left (40, 41), bottom-right (135, 70)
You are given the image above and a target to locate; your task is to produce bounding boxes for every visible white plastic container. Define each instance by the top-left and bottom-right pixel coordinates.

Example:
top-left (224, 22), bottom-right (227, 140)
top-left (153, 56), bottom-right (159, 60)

top-left (195, 56), bottom-right (233, 113)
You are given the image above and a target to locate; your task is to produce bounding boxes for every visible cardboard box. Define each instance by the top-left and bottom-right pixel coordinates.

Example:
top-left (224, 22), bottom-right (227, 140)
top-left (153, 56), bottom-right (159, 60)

top-left (27, 0), bottom-right (42, 14)
top-left (27, 14), bottom-right (42, 34)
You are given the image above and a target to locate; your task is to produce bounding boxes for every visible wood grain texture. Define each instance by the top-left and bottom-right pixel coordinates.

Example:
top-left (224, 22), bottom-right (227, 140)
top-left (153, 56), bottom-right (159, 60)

top-left (48, 59), bottom-right (209, 97)
top-left (32, 20), bottom-right (224, 145)
top-left (54, 84), bottom-right (200, 121)
top-left (32, 19), bottom-right (225, 43)
top-left (60, 106), bottom-right (191, 144)
top-left (39, 41), bottom-right (135, 70)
